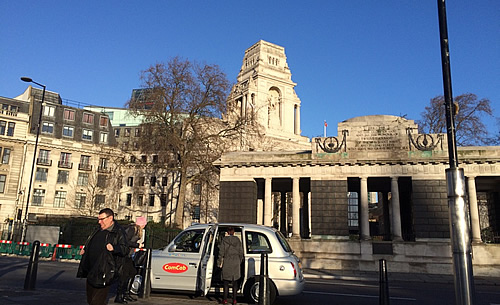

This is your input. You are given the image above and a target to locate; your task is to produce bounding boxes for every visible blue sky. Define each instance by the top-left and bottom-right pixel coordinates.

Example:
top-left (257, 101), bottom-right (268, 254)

top-left (1, 1), bottom-right (498, 138)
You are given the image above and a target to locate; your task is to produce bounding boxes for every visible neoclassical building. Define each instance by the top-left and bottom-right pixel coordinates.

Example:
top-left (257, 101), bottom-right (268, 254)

top-left (217, 42), bottom-right (500, 276)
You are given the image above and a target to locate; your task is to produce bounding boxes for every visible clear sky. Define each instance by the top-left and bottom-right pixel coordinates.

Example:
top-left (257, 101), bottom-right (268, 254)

top-left (1, 1), bottom-right (498, 139)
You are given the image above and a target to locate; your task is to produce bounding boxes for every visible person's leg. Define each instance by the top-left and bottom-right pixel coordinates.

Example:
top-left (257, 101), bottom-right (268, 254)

top-left (231, 279), bottom-right (237, 304)
top-left (87, 282), bottom-right (110, 305)
top-left (222, 280), bottom-right (229, 303)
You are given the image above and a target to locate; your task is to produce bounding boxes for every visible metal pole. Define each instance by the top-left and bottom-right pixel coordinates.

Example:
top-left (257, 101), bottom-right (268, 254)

top-left (379, 259), bottom-right (390, 305)
top-left (24, 240), bottom-right (40, 290)
top-left (258, 252), bottom-right (270, 305)
top-left (21, 80), bottom-right (45, 243)
top-left (436, 1), bottom-right (475, 304)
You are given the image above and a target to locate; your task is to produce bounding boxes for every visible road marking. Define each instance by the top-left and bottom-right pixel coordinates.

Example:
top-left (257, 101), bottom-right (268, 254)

top-left (306, 280), bottom-right (378, 288)
top-left (304, 290), bottom-right (416, 301)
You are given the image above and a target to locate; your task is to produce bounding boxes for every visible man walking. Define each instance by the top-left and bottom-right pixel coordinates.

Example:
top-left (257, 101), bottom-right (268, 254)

top-left (77, 208), bottom-right (128, 305)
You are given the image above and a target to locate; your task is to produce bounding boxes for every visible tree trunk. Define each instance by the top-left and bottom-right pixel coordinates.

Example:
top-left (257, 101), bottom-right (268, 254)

top-left (174, 167), bottom-right (188, 228)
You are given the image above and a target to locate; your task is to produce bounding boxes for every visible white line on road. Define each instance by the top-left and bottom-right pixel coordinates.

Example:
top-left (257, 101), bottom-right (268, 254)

top-left (303, 290), bottom-right (417, 301)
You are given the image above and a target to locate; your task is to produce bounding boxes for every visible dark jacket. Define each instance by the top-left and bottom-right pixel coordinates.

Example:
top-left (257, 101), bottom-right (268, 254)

top-left (217, 235), bottom-right (244, 281)
top-left (77, 222), bottom-right (128, 286)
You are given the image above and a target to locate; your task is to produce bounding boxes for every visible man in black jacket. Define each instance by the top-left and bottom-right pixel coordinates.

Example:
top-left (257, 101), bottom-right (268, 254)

top-left (77, 208), bottom-right (128, 305)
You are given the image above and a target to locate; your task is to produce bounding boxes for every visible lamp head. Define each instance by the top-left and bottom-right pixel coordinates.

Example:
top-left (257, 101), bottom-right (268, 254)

top-left (21, 77), bottom-right (33, 83)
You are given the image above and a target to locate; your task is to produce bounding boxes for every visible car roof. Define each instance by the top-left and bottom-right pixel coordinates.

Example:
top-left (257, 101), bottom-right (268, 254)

top-left (187, 223), bottom-right (278, 233)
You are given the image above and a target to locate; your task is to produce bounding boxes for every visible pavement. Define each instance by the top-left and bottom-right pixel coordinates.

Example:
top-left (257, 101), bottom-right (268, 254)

top-left (1, 260), bottom-right (499, 305)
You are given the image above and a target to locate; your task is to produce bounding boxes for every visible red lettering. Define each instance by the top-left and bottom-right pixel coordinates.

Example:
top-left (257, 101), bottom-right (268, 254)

top-left (163, 263), bottom-right (189, 273)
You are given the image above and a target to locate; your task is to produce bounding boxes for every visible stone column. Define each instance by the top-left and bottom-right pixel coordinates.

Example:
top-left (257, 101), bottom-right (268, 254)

top-left (292, 177), bottom-right (300, 238)
top-left (264, 178), bottom-right (272, 226)
top-left (243, 94), bottom-right (248, 118)
top-left (467, 176), bottom-right (482, 243)
top-left (294, 105), bottom-right (301, 135)
top-left (360, 177), bottom-right (370, 240)
top-left (390, 177), bottom-right (403, 241)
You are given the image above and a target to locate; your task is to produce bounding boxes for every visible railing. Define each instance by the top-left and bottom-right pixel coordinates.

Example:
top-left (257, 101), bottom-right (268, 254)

top-left (78, 163), bottom-right (93, 171)
top-left (36, 158), bottom-right (52, 166)
top-left (57, 161), bottom-right (73, 169)
top-left (97, 165), bottom-right (110, 173)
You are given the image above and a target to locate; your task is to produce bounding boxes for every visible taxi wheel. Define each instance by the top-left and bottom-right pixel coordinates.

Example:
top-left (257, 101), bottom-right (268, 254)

top-left (243, 276), bottom-right (277, 304)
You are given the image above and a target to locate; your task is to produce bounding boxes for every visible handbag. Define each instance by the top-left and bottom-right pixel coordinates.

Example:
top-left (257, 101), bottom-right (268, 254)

top-left (133, 250), bottom-right (147, 267)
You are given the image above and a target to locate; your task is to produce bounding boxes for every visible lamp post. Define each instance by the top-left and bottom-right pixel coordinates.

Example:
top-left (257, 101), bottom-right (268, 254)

top-left (436, 1), bottom-right (475, 304)
top-left (20, 77), bottom-right (45, 243)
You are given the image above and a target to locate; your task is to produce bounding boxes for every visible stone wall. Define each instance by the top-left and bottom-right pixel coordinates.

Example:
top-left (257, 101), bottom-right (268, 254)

top-left (310, 180), bottom-right (349, 236)
top-left (412, 179), bottom-right (450, 239)
top-left (219, 181), bottom-right (257, 223)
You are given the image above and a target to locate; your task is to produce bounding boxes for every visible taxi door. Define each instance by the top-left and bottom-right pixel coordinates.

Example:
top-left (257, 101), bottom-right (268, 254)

top-left (151, 227), bottom-right (207, 291)
top-left (197, 224), bottom-right (218, 295)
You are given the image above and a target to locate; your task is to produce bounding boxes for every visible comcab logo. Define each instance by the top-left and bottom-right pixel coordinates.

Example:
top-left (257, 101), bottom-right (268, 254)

top-left (163, 263), bottom-right (188, 273)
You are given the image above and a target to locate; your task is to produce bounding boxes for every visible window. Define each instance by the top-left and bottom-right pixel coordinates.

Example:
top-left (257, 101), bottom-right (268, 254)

top-left (127, 177), bottom-right (134, 187)
top-left (126, 194), bottom-right (132, 206)
top-left (348, 192), bottom-right (359, 228)
top-left (124, 128), bottom-right (131, 137)
top-left (35, 168), bottom-right (48, 182)
top-left (63, 109), bottom-right (75, 120)
top-left (1, 104), bottom-right (7, 111)
top-left (59, 152), bottom-right (71, 168)
top-left (99, 158), bottom-right (108, 170)
top-left (2, 148), bottom-right (11, 164)
top-left (75, 192), bottom-right (86, 208)
top-left (10, 105), bottom-right (18, 113)
top-left (150, 176), bottom-right (157, 186)
top-left (82, 129), bottom-right (93, 141)
top-left (83, 113), bottom-right (94, 124)
top-left (141, 155), bottom-right (147, 163)
top-left (152, 155), bottom-right (158, 163)
top-left (54, 191), bottom-right (67, 208)
top-left (95, 194), bottom-right (106, 208)
top-left (130, 156), bottom-right (136, 163)
top-left (80, 155), bottom-right (91, 167)
top-left (100, 116), bottom-right (108, 127)
top-left (97, 175), bottom-right (107, 188)
top-left (245, 231), bottom-right (272, 254)
top-left (160, 193), bottom-right (167, 207)
top-left (162, 177), bottom-right (168, 186)
top-left (32, 189), bottom-right (45, 206)
top-left (0, 174), bottom-right (6, 193)
top-left (63, 126), bottom-right (74, 137)
top-left (138, 176), bottom-right (145, 186)
top-left (114, 128), bottom-right (120, 137)
top-left (149, 194), bottom-right (155, 206)
top-left (43, 105), bottom-right (55, 117)
top-left (42, 122), bottom-right (54, 134)
top-left (137, 194), bottom-right (144, 206)
top-left (193, 183), bottom-right (201, 195)
top-left (38, 149), bottom-right (50, 164)
top-left (100, 132), bottom-right (108, 143)
top-left (0, 121), bottom-right (6, 135)
top-left (172, 229), bottom-right (205, 253)
top-left (77, 172), bottom-right (89, 186)
top-left (6, 122), bottom-right (15, 136)
top-left (57, 170), bottom-right (69, 184)
top-left (135, 128), bottom-right (140, 137)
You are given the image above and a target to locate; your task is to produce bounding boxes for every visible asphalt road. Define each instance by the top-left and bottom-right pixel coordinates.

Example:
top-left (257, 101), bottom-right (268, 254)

top-left (1, 256), bottom-right (500, 305)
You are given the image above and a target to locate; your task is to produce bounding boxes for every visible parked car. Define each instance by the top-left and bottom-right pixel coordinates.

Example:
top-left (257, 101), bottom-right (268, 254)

top-left (150, 223), bottom-right (305, 304)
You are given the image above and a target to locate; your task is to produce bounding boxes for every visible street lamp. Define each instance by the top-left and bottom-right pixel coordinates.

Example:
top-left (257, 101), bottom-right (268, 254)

top-left (20, 77), bottom-right (45, 243)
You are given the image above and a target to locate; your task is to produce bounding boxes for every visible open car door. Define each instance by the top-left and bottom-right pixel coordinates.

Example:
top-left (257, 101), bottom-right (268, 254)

top-left (198, 224), bottom-right (218, 296)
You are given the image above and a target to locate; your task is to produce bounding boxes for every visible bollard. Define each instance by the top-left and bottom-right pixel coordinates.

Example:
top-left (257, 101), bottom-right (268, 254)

top-left (379, 259), bottom-right (390, 305)
top-left (139, 248), bottom-right (152, 299)
top-left (258, 252), bottom-right (270, 305)
top-left (24, 240), bottom-right (41, 290)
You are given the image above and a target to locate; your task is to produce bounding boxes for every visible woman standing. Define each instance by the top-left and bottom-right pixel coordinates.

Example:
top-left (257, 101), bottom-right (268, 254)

top-left (217, 227), bottom-right (243, 304)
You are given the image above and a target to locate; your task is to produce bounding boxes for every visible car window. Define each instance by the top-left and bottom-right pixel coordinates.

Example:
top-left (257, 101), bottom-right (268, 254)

top-left (275, 231), bottom-right (293, 253)
top-left (172, 229), bottom-right (205, 253)
top-left (245, 231), bottom-right (272, 254)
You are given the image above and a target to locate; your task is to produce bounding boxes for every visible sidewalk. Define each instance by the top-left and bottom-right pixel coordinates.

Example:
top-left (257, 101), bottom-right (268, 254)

top-left (1, 268), bottom-right (499, 305)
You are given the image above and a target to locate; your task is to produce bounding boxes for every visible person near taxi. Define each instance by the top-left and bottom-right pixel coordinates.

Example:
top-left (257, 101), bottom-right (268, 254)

top-left (77, 208), bottom-right (128, 305)
top-left (115, 216), bottom-right (147, 303)
top-left (217, 227), bottom-right (244, 304)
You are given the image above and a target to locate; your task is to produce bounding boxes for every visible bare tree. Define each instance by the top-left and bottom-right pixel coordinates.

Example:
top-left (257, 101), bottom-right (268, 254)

top-left (417, 93), bottom-right (494, 146)
top-left (127, 57), bottom-right (255, 228)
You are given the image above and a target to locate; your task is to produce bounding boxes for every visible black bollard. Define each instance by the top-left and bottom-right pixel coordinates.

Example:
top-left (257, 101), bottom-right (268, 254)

top-left (139, 248), bottom-right (152, 299)
top-left (258, 252), bottom-right (270, 305)
top-left (24, 240), bottom-right (40, 290)
top-left (379, 259), bottom-right (390, 305)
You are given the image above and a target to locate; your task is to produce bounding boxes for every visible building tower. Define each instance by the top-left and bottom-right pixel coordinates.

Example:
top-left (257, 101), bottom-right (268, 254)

top-left (229, 40), bottom-right (309, 150)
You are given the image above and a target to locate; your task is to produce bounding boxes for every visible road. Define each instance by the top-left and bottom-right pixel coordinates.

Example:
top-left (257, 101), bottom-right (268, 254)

top-left (1, 256), bottom-right (499, 304)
